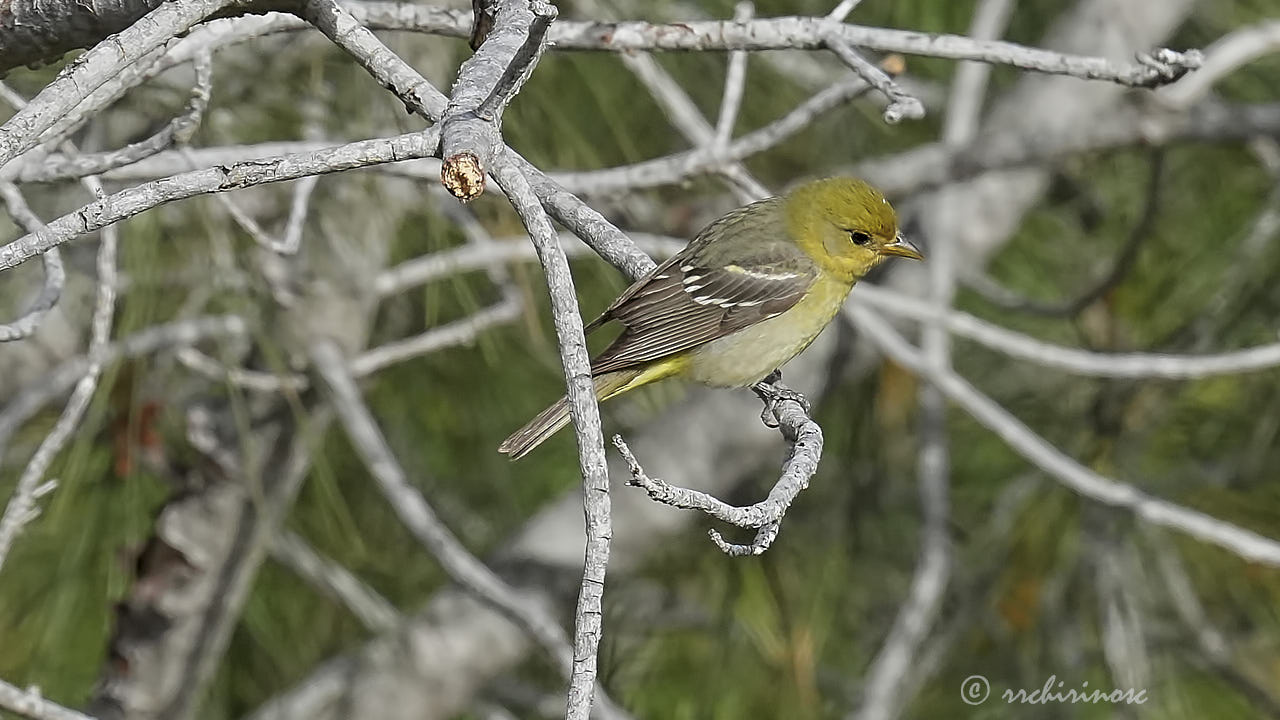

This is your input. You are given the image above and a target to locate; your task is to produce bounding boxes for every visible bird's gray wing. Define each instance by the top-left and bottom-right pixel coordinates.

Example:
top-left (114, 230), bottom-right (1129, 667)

top-left (587, 201), bottom-right (816, 375)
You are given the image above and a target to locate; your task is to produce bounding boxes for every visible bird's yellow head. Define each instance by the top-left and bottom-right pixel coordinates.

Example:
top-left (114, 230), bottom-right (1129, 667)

top-left (783, 177), bottom-right (923, 281)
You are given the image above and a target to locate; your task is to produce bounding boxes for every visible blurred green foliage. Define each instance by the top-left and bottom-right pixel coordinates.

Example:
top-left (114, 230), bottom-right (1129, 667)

top-left (2, 0), bottom-right (1280, 718)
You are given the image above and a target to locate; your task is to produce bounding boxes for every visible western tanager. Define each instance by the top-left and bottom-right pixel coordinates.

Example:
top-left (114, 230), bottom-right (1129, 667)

top-left (500, 176), bottom-right (921, 458)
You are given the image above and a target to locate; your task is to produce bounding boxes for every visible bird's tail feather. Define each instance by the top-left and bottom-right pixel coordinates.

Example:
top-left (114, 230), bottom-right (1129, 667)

top-left (499, 369), bottom-right (643, 460)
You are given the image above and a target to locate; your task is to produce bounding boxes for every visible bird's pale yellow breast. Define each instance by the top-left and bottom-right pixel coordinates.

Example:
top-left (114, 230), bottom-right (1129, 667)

top-left (684, 272), bottom-right (852, 387)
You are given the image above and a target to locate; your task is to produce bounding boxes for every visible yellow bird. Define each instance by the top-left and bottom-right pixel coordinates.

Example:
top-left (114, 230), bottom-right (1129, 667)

top-left (500, 176), bottom-right (922, 459)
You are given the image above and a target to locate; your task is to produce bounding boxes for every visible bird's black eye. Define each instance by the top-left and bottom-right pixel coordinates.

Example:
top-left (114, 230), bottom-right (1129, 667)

top-left (850, 231), bottom-right (872, 246)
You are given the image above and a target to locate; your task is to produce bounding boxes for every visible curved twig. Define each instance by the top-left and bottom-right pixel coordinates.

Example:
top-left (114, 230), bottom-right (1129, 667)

top-left (614, 376), bottom-right (822, 557)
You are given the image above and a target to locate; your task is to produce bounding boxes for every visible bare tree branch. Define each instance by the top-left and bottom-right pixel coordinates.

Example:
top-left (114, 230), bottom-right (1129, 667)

top-left (619, 46), bottom-right (768, 202)
top-left (349, 299), bottom-right (522, 376)
top-left (13, 53), bottom-right (213, 185)
top-left (439, 0), bottom-right (557, 201)
top-left (270, 531), bottom-right (402, 634)
top-left (0, 0), bottom-right (238, 171)
top-left (0, 129), bottom-right (441, 272)
top-left (0, 184), bottom-right (64, 342)
top-left (826, 38), bottom-right (924, 124)
top-left (613, 377), bottom-right (820, 557)
top-left (0, 176), bottom-right (118, 575)
top-left (714, 2), bottom-right (754, 149)
top-left (0, 679), bottom-right (97, 720)
top-left (298, 0), bottom-right (653, 280)
top-left (178, 3), bottom-right (1205, 86)
top-left (1159, 20), bottom-right (1280, 110)
top-left (853, 284), bottom-right (1280, 379)
top-left (485, 161), bottom-right (616, 720)
top-left (849, 305), bottom-right (1280, 568)
top-left (0, 0), bottom-right (164, 74)
top-left (308, 341), bottom-right (628, 720)
top-left (544, 14), bottom-right (1203, 85)
top-left (849, 2), bottom-right (1015, 714)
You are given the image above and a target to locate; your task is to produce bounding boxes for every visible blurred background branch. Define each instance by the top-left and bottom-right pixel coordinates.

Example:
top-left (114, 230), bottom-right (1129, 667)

top-left (3, 0), bottom-right (1280, 719)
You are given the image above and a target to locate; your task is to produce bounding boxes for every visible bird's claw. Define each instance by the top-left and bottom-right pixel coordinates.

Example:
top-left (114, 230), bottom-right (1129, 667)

top-left (752, 371), bottom-right (811, 428)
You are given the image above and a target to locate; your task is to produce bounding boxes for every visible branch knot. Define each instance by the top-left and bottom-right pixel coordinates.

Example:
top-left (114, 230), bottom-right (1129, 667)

top-left (441, 152), bottom-right (486, 202)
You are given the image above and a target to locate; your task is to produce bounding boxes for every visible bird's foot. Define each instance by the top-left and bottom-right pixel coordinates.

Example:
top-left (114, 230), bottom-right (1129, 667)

top-left (752, 371), bottom-right (811, 428)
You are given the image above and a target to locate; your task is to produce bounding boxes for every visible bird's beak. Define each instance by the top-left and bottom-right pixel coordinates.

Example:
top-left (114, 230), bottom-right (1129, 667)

top-left (881, 233), bottom-right (924, 261)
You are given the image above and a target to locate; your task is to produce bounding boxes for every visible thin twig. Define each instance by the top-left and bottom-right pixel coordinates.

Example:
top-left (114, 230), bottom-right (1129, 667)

top-left (714, 2), bottom-right (754, 149)
top-left (1159, 20), bottom-right (1280, 109)
top-left (552, 76), bottom-right (870, 194)
top-left (0, 184), bottom-right (64, 342)
top-left (374, 232), bottom-right (685, 298)
top-left (827, 0), bottom-right (866, 22)
top-left (427, 184), bottom-right (524, 310)
top-left (0, 0), bottom-right (235, 171)
top-left (0, 679), bottom-right (96, 720)
top-left (613, 378), bottom-right (821, 556)
top-left (0, 189), bottom-right (118, 574)
top-left (15, 51), bottom-right (213, 184)
top-left (181, 299), bottom-right (527, 393)
top-left (618, 50), bottom-right (767, 202)
top-left (350, 299), bottom-right (523, 376)
top-left (176, 346), bottom-right (308, 393)
top-left (826, 37), bottom-right (924, 123)
top-left (618, 53), bottom-right (713, 148)
top-left (277, 175), bottom-right (319, 255)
